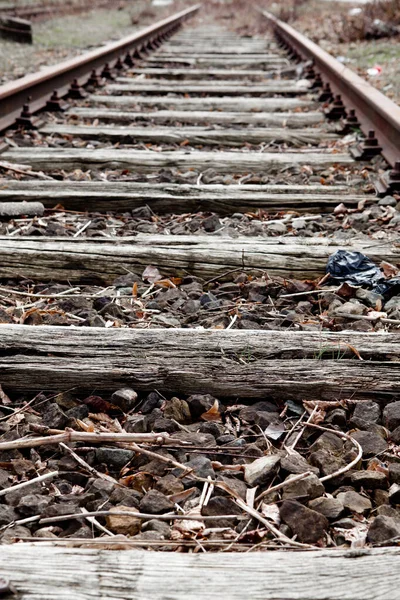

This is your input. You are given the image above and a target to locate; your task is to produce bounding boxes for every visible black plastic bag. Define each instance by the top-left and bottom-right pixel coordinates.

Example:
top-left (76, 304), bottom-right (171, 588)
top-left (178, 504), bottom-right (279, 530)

top-left (327, 250), bottom-right (400, 298)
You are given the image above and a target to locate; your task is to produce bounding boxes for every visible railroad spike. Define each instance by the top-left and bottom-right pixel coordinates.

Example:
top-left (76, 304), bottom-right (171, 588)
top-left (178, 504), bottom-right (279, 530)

top-left (45, 90), bottom-right (69, 113)
top-left (375, 161), bottom-right (400, 196)
top-left (124, 52), bottom-right (134, 67)
top-left (86, 69), bottom-right (102, 88)
top-left (100, 63), bottom-right (114, 80)
top-left (68, 78), bottom-right (87, 100)
top-left (324, 94), bottom-right (347, 120)
top-left (114, 57), bottom-right (124, 71)
top-left (351, 129), bottom-right (382, 160)
top-left (318, 83), bottom-right (333, 103)
top-left (340, 108), bottom-right (360, 134)
top-left (15, 102), bottom-right (39, 130)
top-left (311, 73), bottom-right (323, 89)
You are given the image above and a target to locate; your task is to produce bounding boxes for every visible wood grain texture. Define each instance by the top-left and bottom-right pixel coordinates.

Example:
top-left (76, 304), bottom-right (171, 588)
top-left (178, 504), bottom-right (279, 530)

top-left (89, 94), bottom-right (314, 111)
top-left (0, 234), bottom-right (394, 281)
top-left (0, 545), bottom-right (398, 600)
top-left (130, 67), bottom-right (280, 78)
top-left (146, 56), bottom-right (288, 66)
top-left (2, 148), bottom-right (353, 173)
top-left (0, 326), bottom-right (398, 398)
top-left (108, 82), bottom-right (310, 95)
top-left (40, 123), bottom-right (335, 147)
top-left (67, 107), bottom-right (324, 126)
top-left (0, 181), bottom-right (360, 213)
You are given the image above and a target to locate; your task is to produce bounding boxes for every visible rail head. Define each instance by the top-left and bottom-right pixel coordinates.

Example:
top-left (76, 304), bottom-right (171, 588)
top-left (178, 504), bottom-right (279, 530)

top-left (261, 10), bottom-right (400, 167)
top-left (0, 4), bottom-right (200, 132)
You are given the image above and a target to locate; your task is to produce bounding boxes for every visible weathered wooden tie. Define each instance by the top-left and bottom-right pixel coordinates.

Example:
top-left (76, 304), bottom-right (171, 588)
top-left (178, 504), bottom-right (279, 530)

top-left (41, 123), bottom-right (336, 147)
top-left (0, 235), bottom-right (395, 282)
top-left (1, 148), bottom-right (353, 173)
top-left (68, 107), bottom-right (324, 127)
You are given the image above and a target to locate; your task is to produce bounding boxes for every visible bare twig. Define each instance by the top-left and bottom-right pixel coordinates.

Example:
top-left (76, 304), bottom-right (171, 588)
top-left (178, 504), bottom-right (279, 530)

top-left (0, 430), bottom-right (173, 451)
top-left (255, 470), bottom-right (313, 503)
top-left (0, 471), bottom-right (58, 497)
top-left (304, 422), bottom-right (362, 483)
top-left (59, 442), bottom-right (118, 485)
top-left (39, 510), bottom-right (240, 525)
top-left (235, 498), bottom-right (313, 549)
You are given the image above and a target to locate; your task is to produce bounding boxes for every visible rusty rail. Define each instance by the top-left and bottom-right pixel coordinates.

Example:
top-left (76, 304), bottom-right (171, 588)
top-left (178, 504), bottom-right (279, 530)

top-left (0, 4), bottom-right (200, 132)
top-left (261, 10), bottom-right (400, 168)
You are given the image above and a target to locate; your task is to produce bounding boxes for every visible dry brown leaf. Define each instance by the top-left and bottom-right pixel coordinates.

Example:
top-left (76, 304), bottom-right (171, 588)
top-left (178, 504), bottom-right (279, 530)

top-left (381, 261), bottom-right (400, 277)
top-left (0, 384), bottom-right (11, 406)
top-left (201, 400), bottom-right (222, 422)
top-left (142, 265), bottom-right (162, 283)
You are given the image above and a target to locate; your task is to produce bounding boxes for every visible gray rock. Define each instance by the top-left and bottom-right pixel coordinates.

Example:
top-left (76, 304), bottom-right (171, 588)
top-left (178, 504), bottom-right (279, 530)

top-left (42, 403), bottom-right (69, 429)
top-left (292, 218), bottom-right (307, 230)
top-left (389, 463), bottom-right (400, 485)
top-left (309, 450), bottom-right (345, 477)
top-left (390, 426), bottom-right (400, 445)
top-left (17, 494), bottom-right (51, 517)
top-left (374, 489), bottom-right (390, 507)
top-left (282, 473), bottom-right (325, 502)
top-left (142, 519), bottom-right (171, 538)
top-left (177, 455), bottom-right (215, 482)
top-left (308, 497), bottom-right (344, 520)
top-left (109, 487), bottom-right (141, 508)
top-left (201, 496), bottom-right (242, 528)
top-left (367, 515), bottom-right (400, 543)
top-left (95, 448), bottom-right (134, 471)
top-left (350, 401), bottom-right (381, 429)
top-left (378, 195), bottom-right (397, 207)
top-left (141, 392), bottom-right (163, 415)
top-left (139, 490), bottom-right (175, 515)
top-left (384, 296), bottom-right (400, 313)
top-left (333, 518), bottom-right (358, 529)
top-left (346, 212), bottom-right (369, 231)
top-left (266, 221), bottom-right (287, 234)
top-left (111, 388), bottom-right (138, 412)
top-left (310, 432), bottom-right (344, 454)
top-left (377, 504), bottom-right (400, 521)
top-left (325, 409), bottom-right (347, 428)
top-left (156, 474), bottom-right (184, 496)
top-left (335, 300), bottom-right (366, 316)
top-left (352, 430), bottom-right (387, 456)
top-left (215, 476), bottom-right (248, 501)
top-left (1, 525), bottom-right (31, 544)
top-left (243, 454), bottom-right (280, 487)
top-left (163, 397), bottom-right (191, 424)
top-left (384, 401), bottom-right (400, 431)
top-left (0, 504), bottom-right (18, 526)
top-left (350, 470), bottom-right (387, 489)
top-left (389, 483), bottom-right (400, 504)
top-left (281, 453), bottom-right (319, 476)
top-left (186, 394), bottom-right (218, 419)
top-left (280, 500), bottom-right (329, 544)
top-left (336, 490), bottom-right (372, 514)
top-left (355, 289), bottom-right (383, 308)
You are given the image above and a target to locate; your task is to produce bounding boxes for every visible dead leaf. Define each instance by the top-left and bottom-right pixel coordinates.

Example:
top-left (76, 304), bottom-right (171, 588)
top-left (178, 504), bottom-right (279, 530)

top-left (261, 502), bottom-right (280, 525)
top-left (142, 265), bottom-right (162, 283)
top-left (201, 400), bottom-right (222, 422)
top-left (0, 384), bottom-right (11, 406)
top-left (381, 261), bottom-right (400, 277)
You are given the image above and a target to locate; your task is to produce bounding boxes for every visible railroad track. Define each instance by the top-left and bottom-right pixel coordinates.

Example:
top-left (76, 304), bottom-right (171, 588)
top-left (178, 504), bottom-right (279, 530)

top-left (0, 5), bottom-right (399, 596)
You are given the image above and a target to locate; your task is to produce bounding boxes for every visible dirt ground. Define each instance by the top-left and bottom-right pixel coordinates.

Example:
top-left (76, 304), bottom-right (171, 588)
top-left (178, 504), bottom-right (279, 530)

top-left (0, 1), bottom-right (170, 84)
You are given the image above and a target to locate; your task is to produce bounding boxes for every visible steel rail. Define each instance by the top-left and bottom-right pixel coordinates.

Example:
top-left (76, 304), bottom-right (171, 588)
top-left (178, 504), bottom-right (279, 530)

top-left (0, 4), bottom-right (200, 132)
top-left (261, 10), bottom-right (400, 168)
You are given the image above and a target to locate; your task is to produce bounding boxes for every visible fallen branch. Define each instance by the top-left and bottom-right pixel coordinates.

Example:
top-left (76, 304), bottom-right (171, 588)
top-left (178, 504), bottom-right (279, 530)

top-left (304, 422), bottom-right (363, 483)
top-left (255, 471), bottom-right (313, 503)
top-left (0, 470), bottom-right (58, 497)
top-left (39, 510), bottom-right (241, 525)
top-left (0, 430), bottom-right (173, 451)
